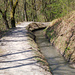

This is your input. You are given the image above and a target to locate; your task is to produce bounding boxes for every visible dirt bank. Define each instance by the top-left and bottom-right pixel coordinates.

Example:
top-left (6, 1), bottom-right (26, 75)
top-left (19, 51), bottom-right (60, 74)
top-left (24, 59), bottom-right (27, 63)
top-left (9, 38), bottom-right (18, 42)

top-left (45, 11), bottom-right (75, 68)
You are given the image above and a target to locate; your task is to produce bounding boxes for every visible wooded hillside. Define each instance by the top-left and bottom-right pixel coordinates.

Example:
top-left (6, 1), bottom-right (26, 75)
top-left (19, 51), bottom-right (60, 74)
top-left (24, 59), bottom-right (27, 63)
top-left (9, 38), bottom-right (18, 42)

top-left (0, 0), bottom-right (75, 31)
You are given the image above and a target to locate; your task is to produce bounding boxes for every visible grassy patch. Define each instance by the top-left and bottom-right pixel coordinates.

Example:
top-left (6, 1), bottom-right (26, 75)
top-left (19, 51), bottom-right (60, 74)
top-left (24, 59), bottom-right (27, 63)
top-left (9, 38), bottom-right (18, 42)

top-left (65, 47), bottom-right (70, 53)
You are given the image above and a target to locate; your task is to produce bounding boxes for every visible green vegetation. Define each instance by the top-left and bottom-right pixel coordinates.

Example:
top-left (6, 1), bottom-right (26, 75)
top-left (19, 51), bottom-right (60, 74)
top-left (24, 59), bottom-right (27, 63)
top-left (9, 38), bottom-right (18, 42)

top-left (65, 47), bottom-right (70, 53)
top-left (0, 0), bottom-right (75, 68)
top-left (0, 0), bottom-right (75, 31)
top-left (45, 11), bottom-right (75, 63)
top-left (0, 0), bottom-right (18, 29)
top-left (0, 0), bottom-right (75, 63)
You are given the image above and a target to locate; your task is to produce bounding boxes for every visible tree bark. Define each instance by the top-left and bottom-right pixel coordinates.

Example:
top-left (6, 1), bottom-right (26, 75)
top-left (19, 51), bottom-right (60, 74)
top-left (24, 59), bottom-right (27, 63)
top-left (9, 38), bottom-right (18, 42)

top-left (3, 12), bottom-right (10, 29)
top-left (24, 0), bottom-right (28, 21)
top-left (0, 9), bottom-right (10, 29)
top-left (10, 0), bottom-right (18, 28)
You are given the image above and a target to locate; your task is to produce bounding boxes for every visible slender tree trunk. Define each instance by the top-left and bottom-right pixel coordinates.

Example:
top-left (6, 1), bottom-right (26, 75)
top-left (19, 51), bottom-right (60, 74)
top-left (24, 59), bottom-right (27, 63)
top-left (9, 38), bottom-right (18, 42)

top-left (23, 0), bottom-right (28, 21)
top-left (34, 0), bottom-right (37, 21)
top-left (11, 15), bottom-right (15, 28)
top-left (10, 0), bottom-right (18, 28)
top-left (31, 0), bottom-right (37, 21)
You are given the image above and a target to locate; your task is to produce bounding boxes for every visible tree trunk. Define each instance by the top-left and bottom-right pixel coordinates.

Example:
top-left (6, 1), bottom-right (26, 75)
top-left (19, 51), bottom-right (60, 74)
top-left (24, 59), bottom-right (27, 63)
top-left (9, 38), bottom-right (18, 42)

top-left (0, 0), bottom-right (10, 29)
top-left (3, 17), bottom-right (10, 29)
top-left (10, 0), bottom-right (18, 28)
top-left (34, 0), bottom-right (37, 21)
top-left (3, 12), bottom-right (10, 29)
top-left (0, 9), bottom-right (10, 29)
top-left (24, 0), bottom-right (28, 21)
top-left (11, 16), bottom-right (15, 28)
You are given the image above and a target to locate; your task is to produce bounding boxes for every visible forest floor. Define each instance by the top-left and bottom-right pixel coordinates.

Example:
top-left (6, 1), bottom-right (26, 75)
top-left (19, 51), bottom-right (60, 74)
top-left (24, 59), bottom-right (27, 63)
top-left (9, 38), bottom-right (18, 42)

top-left (0, 22), bottom-right (51, 75)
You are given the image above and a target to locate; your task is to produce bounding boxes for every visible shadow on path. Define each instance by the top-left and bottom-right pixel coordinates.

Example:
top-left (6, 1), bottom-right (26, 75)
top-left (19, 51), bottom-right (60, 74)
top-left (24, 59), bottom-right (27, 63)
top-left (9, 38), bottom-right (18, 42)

top-left (0, 62), bottom-right (37, 70)
top-left (0, 50), bottom-right (32, 57)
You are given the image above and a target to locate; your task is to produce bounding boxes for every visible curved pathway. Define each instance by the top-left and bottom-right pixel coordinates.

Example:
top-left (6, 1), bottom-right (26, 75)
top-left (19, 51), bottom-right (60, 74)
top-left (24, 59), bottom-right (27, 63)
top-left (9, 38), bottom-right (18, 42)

top-left (0, 22), bottom-right (51, 75)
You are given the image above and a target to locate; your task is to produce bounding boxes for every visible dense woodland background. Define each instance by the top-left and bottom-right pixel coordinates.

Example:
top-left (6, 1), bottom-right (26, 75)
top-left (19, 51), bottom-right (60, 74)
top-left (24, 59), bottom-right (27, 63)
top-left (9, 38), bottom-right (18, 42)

top-left (0, 0), bottom-right (75, 31)
top-left (0, 0), bottom-right (75, 63)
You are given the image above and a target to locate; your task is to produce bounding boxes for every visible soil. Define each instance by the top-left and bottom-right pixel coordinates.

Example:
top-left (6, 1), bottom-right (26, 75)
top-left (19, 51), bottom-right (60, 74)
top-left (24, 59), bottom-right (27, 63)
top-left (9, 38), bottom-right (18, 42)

top-left (46, 12), bottom-right (75, 68)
